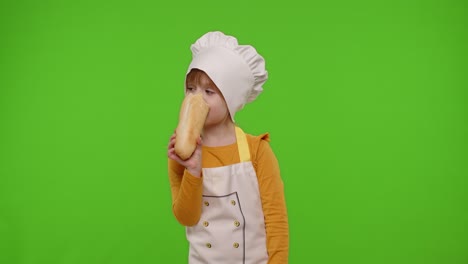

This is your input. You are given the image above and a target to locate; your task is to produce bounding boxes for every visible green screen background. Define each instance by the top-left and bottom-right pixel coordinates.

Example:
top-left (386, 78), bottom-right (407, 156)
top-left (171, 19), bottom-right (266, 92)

top-left (1, 0), bottom-right (467, 263)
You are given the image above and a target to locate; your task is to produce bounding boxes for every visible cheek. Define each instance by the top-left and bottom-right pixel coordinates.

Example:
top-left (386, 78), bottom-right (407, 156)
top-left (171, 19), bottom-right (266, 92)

top-left (206, 99), bottom-right (228, 116)
top-left (215, 100), bottom-right (229, 113)
top-left (205, 96), bottom-right (222, 109)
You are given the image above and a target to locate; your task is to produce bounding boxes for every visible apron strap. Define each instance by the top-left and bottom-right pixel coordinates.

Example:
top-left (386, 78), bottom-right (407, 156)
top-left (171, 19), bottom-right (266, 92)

top-left (235, 126), bottom-right (251, 162)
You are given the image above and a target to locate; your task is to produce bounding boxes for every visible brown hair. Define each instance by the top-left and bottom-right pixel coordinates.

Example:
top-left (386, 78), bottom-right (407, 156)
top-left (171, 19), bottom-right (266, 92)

top-left (185, 68), bottom-right (234, 122)
top-left (185, 68), bottom-right (218, 90)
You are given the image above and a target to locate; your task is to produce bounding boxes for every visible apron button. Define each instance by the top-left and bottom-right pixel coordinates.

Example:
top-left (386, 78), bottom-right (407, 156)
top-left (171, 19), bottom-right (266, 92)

top-left (233, 242), bottom-right (239, 248)
top-left (203, 221), bottom-right (209, 227)
top-left (234, 220), bottom-right (240, 227)
top-left (230, 200), bottom-right (236, 205)
top-left (204, 201), bottom-right (209, 206)
top-left (206, 243), bottom-right (212, 248)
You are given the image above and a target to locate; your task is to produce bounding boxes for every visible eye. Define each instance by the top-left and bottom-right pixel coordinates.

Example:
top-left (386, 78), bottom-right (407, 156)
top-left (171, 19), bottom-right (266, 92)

top-left (186, 87), bottom-right (195, 93)
top-left (205, 90), bottom-right (215, 95)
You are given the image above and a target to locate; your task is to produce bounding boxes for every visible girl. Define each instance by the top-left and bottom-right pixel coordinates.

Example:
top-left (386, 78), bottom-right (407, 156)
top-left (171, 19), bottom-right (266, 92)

top-left (167, 31), bottom-right (289, 264)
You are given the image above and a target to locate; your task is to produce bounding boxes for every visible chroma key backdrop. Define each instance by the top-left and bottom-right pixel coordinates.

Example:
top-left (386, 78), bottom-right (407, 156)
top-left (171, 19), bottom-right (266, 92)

top-left (0, 0), bottom-right (467, 263)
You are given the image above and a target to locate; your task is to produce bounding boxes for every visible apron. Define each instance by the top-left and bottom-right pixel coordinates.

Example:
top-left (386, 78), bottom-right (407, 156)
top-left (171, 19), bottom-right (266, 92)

top-left (186, 126), bottom-right (269, 264)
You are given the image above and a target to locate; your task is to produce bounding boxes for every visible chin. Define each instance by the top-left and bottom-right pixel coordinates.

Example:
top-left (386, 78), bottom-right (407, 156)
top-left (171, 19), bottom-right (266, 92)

top-left (204, 118), bottom-right (222, 128)
top-left (203, 114), bottom-right (229, 128)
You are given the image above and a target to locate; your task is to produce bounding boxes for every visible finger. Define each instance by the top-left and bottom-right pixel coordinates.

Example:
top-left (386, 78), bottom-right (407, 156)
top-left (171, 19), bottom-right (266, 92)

top-left (168, 148), bottom-right (175, 157)
top-left (168, 150), bottom-right (183, 164)
top-left (192, 142), bottom-right (203, 158)
top-left (168, 139), bottom-right (175, 149)
top-left (168, 153), bottom-right (180, 162)
top-left (168, 136), bottom-right (177, 148)
top-left (168, 147), bottom-right (189, 164)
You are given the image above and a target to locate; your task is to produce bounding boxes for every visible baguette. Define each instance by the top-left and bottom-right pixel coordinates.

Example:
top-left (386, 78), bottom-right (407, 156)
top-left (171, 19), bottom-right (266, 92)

top-left (174, 93), bottom-right (210, 160)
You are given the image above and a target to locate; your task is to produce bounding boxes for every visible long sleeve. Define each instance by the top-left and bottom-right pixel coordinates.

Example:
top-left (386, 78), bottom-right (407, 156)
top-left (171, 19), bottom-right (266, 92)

top-left (168, 158), bottom-right (204, 226)
top-left (254, 138), bottom-right (289, 264)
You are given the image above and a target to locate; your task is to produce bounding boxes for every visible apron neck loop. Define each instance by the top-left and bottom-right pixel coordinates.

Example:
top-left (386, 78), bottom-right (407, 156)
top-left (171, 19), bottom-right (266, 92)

top-left (235, 126), bottom-right (251, 162)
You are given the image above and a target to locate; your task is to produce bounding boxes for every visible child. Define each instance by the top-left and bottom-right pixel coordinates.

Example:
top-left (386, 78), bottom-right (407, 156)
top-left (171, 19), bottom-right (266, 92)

top-left (167, 31), bottom-right (289, 264)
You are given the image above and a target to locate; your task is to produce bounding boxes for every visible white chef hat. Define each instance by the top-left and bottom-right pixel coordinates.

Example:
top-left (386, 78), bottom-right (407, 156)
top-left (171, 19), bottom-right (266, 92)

top-left (185, 31), bottom-right (268, 121)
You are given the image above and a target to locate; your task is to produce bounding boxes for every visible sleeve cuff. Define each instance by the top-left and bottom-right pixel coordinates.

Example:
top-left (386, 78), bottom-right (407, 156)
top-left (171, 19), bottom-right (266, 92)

top-left (183, 169), bottom-right (203, 184)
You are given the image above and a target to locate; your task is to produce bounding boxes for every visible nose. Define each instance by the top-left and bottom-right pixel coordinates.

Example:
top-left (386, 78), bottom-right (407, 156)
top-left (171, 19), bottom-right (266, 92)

top-left (201, 93), bottom-right (208, 103)
top-left (186, 88), bottom-right (201, 96)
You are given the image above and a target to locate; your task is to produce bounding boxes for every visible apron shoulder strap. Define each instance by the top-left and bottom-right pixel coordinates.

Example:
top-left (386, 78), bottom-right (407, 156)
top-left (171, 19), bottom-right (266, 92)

top-left (235, 126), bottom-right (251, 162)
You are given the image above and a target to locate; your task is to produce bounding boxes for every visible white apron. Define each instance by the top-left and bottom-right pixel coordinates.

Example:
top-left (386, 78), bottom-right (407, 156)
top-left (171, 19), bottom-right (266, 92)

top-left (186, 126), bottom-right (269, 264)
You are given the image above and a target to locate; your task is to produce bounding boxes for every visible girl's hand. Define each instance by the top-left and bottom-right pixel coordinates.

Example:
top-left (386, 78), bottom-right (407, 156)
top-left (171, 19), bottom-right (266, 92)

top-left (167, 132), bottom-right (203, 177)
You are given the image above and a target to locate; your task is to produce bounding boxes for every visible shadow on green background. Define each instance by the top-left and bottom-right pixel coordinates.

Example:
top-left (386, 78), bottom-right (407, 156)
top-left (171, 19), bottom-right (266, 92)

top-left (0, 1), bottom-right (467, 263)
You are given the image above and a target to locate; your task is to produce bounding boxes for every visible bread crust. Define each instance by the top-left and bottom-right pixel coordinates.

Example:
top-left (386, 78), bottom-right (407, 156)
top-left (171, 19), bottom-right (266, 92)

top-left (174, 93), bottom-right (210, 160)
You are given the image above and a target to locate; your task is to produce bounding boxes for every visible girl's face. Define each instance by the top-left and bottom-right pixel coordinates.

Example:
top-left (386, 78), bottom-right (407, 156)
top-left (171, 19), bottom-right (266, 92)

top-left (185, 70), bottom-right (230, 127)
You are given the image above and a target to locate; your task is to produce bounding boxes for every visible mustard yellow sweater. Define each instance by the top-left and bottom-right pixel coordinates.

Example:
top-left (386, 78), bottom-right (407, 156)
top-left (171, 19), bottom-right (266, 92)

top-left (168, 132), bottom-right (289, 263)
